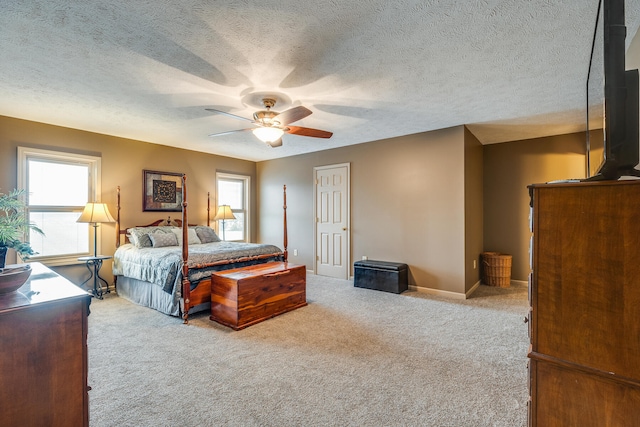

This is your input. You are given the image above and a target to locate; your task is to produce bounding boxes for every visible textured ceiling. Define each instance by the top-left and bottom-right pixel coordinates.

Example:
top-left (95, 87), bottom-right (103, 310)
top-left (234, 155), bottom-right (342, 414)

top-left (2, 1), bottom-right (640, 161)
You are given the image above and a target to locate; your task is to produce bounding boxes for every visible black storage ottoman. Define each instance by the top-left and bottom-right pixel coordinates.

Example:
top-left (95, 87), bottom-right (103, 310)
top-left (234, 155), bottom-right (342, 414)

top-left (354, 260), bottom-right (408, 294)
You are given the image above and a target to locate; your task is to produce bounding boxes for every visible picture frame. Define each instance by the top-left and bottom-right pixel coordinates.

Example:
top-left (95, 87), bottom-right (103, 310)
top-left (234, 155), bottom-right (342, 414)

top-left (142, 170), bottom-right (183, 212)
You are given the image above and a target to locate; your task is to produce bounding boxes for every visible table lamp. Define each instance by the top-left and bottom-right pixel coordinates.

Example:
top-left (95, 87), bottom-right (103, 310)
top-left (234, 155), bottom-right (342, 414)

top-left (77, 202), bottom-right (115, 256)
top-left (213, 205), bottom-right (236, 241)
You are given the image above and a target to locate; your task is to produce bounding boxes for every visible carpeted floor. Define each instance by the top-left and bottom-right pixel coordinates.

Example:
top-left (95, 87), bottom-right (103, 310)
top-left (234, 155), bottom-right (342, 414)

top-left (87, 275), bottom-right (529, 426)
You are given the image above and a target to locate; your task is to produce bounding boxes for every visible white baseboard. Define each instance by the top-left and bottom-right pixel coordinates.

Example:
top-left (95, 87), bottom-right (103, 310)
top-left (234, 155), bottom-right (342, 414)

top-left (410, 280), bottom-right (499, 299)
top-left (408, 284), bottom-right (468, 300)
top-left (466, 280), bottom-right (481, 298)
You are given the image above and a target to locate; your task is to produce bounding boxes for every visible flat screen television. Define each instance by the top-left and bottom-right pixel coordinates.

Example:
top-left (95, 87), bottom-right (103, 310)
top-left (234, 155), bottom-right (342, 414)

top-left (586, 0), bottom-right (640, 180)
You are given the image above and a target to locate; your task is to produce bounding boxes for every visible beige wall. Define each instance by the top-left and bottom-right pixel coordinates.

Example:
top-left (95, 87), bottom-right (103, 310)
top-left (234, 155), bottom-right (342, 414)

top-left (483, 132), bottom-right (586, 281)
top-left (257, 126), bottom-right (476, 295)
top-left (3, 113), bottom-right (591, 296)
top-left (464, 127), bottom-right (484, 292)
top-left (0, 115), bottom-right (256, 284)
top-left (627, 26), bottom-right (640, 172)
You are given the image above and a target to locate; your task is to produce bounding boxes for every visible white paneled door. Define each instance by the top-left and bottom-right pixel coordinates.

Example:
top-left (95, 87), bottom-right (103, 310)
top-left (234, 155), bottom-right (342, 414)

top-left (315, 164), bottom-right (350, 279)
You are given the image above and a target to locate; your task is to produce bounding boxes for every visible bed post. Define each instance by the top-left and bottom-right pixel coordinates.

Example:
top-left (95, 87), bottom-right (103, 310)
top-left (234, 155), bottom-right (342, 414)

top-left (207, 191), bottom-right (210, 227)
top-left (283, 185), bottom-right (288, 262)
top-left (181, 174), bottom-right (190, 324)
top-left (114, 186), bottom-right (121, 292)
top-left (116, 186), bottom-right (121, 248)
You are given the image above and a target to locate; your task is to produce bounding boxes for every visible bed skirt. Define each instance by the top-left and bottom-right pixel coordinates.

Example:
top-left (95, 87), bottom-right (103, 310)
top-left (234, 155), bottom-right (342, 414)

top-left (115, 276), bottom-right (182, 317)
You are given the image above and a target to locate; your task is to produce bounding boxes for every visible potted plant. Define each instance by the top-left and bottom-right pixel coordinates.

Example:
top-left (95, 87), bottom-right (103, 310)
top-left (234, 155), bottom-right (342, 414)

top-left (0, 189), bottom-right (44, 268)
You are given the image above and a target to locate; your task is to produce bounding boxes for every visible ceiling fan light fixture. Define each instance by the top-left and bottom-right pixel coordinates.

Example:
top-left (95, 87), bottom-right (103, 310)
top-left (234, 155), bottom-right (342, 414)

top-left (253, 127), bottom-right (284, 143)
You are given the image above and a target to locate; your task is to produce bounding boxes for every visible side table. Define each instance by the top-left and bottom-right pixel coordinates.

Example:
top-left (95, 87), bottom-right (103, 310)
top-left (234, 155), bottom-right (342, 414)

top-left (78, 255), bottom-right (112, 298)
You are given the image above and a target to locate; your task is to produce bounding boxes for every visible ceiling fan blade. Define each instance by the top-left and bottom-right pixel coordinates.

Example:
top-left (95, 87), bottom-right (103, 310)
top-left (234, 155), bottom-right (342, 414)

top-left (285, 126), bottom-right (333, 139)
top-left (208, 128), bottom-right (254, 137)
top-left (275, 106), bottom-right (312, 125)
top-left (267, 138), bottom-right (283, 148)
top-left (205, 108), bottom-right (254, 123)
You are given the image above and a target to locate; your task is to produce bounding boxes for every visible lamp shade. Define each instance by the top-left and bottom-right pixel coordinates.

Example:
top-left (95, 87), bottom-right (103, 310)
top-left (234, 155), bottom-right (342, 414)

top-left (252, 127), bottom-right (284, 143)
top-left (213, 205), bottom-right (236, 221)
top-left (77, 202), bottom-right (115, 224)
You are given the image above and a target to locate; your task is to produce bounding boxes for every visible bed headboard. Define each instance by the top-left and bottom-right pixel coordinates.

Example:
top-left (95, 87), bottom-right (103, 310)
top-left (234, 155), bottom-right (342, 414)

top-left (115, 186), bottom-right (177, 247)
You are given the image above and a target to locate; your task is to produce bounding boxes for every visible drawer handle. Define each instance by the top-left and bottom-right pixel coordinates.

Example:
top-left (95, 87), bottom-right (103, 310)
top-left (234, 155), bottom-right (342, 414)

top-left (264, 270), bottom-right (291, 278)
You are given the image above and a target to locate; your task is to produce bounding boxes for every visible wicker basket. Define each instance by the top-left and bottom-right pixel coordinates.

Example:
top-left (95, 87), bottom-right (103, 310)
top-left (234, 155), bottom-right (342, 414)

top-left (481, 252), bottom-right (512, 288)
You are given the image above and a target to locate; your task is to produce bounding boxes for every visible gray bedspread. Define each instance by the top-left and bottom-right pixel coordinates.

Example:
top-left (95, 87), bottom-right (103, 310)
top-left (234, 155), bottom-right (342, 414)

top-left (113, 241), bottom-right (283, 293)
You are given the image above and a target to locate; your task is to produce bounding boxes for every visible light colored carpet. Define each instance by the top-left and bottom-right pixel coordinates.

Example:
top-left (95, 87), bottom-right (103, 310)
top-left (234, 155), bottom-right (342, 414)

top-left (87, 275), bottom-right (529, 426)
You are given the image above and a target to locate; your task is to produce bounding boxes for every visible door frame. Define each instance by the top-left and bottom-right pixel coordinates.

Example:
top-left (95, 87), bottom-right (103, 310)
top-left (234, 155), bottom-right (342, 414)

top-left (313, 163), bottom-right (351, 279)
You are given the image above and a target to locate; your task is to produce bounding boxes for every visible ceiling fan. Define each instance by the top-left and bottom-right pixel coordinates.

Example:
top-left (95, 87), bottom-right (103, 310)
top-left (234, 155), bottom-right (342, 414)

top-left (206, 98), bottom-right (333, 147)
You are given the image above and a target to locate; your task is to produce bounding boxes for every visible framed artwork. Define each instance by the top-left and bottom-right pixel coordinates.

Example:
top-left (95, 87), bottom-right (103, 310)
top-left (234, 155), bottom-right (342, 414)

top-left (142, 170), bottom-right (183, 212)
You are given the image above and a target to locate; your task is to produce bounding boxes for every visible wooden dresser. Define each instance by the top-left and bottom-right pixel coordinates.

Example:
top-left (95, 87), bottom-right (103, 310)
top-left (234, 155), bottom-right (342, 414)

top-left (0, 262), bottom-right (91, 427)
top-left (527, 181), bottom-right (640, 426)
top-left (210, 261), bottom-right (307, 330)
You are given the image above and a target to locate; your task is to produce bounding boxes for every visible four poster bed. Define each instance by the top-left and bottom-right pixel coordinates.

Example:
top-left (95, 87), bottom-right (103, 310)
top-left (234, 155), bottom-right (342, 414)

top-left (112, 175), bottom-right (288, 323)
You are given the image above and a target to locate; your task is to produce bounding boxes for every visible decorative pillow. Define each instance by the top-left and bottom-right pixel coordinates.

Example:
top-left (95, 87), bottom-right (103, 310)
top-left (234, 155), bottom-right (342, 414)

top-left (127, 226), bottom-right (175, 248)
top-left (171, 227), bottom-right (201, 245)
top-left (127, 228), bottom-right (151, 248)
top-left (148, 231), bottom-right (178, 248)
top-left (194, 226), bottom-right (221, 243)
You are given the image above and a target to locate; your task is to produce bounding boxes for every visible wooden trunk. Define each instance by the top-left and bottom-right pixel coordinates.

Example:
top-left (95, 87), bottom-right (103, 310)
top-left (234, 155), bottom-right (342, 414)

top-left (0, 263), bottom-right (91, 427)
top-left (210, 262), bottom-right (307, 330)
top-left (528, 181), bottom-right (640, 426)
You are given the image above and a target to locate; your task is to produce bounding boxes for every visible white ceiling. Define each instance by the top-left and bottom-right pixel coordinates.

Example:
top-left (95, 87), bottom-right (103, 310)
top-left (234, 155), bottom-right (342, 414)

top-left (2, 1), bottom-right (640, 162)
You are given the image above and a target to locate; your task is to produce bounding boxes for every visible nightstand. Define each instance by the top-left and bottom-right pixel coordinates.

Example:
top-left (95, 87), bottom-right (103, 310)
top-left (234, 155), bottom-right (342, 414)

top-left (78, 255), bottom-right (112, 298)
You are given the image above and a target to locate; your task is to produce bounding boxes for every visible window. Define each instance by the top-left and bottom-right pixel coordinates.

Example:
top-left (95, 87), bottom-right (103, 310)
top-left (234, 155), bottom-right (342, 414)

top-left (18, 147), bottom-right (101, 265)
top-left (216, 173), bottom-right (250, 242)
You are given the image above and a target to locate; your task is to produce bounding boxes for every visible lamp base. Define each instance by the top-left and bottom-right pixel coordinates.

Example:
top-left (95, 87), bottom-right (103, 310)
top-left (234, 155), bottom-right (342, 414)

top-left (92, 223), bottom-right (99, 257)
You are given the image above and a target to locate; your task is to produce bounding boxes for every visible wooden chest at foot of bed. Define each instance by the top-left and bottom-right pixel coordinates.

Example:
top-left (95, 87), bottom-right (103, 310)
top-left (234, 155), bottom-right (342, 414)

top-left (210, 262), bottom-right (307, 330)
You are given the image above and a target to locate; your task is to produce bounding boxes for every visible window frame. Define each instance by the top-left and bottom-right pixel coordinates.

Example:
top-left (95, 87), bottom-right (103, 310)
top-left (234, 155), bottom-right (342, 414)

top-left (17, 147), bottom-right (101, 266)
top-left (215, 172), bottom-right (250, 242)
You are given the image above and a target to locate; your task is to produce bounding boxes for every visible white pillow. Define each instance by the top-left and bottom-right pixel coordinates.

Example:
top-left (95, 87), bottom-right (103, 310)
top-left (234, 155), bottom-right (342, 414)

top-left (171, 227), bottom-right (201, 245)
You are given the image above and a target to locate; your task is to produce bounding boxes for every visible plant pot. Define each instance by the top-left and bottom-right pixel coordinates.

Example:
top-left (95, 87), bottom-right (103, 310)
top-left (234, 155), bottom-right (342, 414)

top-left (0, 246), bottom-right (7, 269)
